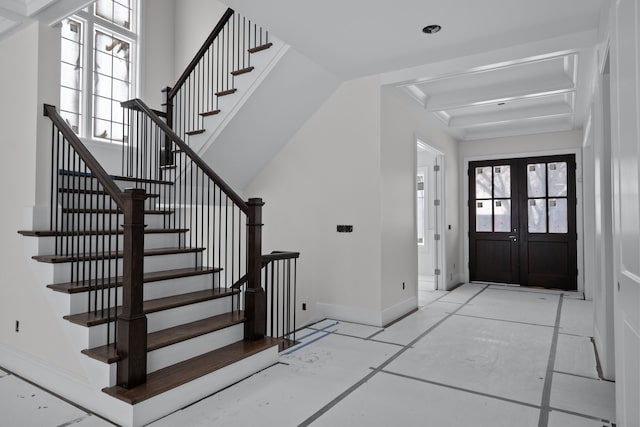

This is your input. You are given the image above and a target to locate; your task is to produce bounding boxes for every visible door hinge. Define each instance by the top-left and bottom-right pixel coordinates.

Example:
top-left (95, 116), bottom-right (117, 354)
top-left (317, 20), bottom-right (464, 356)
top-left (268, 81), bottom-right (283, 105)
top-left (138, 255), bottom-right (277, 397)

top-left (434, 199), bottom-right (441, 206)
top-left (434, 234), bottom-right (441, 241)
top-left (434, 165), bottom-right (441, 172)
top-left (434, 269), bottom-right (441, 276)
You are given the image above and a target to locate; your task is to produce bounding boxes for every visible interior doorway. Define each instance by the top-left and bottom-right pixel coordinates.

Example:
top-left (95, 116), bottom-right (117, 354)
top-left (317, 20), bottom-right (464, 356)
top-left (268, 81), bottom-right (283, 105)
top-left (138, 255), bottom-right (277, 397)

top-left (417, 140), bottom-right (445, 301)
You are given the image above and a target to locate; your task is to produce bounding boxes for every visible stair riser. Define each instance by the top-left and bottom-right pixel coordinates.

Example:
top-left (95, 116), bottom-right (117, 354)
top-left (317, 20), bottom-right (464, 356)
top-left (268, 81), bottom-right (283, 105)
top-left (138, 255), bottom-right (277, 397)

top-left (66, 273), bottom-right (218, 315)
top-left (51, 213), bottom-right (171, 230)
top-left (43, 252), bottom-right (203, 283)
top-left (84, 295), bottom-right (235, 348)
top-left (26, 233), bottom-right (184, 255)
top-left (145, 323), bottom-right (243, 376)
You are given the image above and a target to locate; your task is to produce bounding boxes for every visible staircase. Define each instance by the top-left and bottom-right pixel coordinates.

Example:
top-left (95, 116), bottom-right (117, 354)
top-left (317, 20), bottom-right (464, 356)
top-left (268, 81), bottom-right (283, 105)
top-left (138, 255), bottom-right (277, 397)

top-left (17, 9), bottom-right (299, 427)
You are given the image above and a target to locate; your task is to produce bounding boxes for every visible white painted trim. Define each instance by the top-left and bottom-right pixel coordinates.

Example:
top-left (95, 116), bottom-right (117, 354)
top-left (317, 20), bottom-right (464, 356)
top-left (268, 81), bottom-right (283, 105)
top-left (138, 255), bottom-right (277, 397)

top-left (315, 302), bottom-right (383, 327)
top-left (381, 296), bottom-right (418, 326)
top-left (462, 147), bottom-right (584, 295)
top-left (415, 136), bottom-right (448, 290)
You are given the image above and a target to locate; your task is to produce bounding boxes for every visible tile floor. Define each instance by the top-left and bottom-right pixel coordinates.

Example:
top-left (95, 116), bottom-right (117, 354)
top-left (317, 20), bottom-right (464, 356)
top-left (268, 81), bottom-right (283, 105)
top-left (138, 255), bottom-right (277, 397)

top-left (0, 283), bottom-right (616, 427)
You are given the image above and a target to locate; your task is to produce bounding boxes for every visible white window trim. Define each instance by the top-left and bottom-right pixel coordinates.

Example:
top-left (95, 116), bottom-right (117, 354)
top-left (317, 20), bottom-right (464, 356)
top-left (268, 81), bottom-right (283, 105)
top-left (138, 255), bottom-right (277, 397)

top-left (62, 1), bottom-right (140, 145)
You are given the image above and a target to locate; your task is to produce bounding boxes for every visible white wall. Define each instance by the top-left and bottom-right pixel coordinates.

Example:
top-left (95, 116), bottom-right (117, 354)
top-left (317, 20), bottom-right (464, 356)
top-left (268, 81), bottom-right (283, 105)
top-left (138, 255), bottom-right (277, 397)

top-left (173, 0), bottom-right (228, 80)
top-left (380, 85), bottom-right (461, 310)
top-left (0, 22), bottom-right (84, 376)
top-left (246, 76), bottom-right (383, 326)
top-left (140, 0), bottom-right (176, 110)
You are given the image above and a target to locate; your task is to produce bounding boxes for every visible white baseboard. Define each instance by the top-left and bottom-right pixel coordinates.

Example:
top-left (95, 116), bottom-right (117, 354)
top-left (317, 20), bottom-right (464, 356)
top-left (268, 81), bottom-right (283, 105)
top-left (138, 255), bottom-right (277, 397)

top-left (316, 296), bottom-right (418, 328)
top-left (381, 296), bottom-right (418, 326)
top-left (316, 302), bottom-right (384, 327)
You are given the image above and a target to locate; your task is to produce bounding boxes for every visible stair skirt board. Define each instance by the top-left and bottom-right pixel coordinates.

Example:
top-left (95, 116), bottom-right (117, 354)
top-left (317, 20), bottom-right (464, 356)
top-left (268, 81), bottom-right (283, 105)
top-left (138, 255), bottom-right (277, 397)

top-left (112, 345), bottom-right (278, 427)
top-left (68, 295), bottom-right (237, 349)
top-left (0, 342), bottom-right (279, 427)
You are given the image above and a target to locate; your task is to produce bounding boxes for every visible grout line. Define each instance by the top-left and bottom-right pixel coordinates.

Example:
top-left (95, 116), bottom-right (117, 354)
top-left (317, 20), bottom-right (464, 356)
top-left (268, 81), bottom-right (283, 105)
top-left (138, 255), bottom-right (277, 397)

top-left (364, 329), bottom-right (385, 340)
top-left (378, 369), bottom-right (541, 409)
top-left (297, 284), bottom-right (489, 427)
top-left (538, 294), bottom-right (564, 427)
top-left (552, 370), bottom-right (599, 381)
top-left (548, 406), bottom-right (612, 424)
top-left (485, 284), bottom-right (582, 298)
top-left (453, 313), bottom-right (556, 329)
top-left (558, 331), bottom-right (589, 338)
top-left (367, 339), bottom-right (406, 348)
top-left (55, 415), bottom-right (92, 427)
top-left (283, 330), bottom-right (337, 356)
top-left (305, 327), bottom-right (406, 348)
top-left (299, 322), bottom-right (340, 340)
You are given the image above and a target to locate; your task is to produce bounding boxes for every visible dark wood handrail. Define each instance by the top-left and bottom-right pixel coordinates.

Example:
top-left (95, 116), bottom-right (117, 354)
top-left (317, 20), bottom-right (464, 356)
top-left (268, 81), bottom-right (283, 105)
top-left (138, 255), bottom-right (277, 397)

top-left (43, 104), bottom-right (124, 208)
top-left (121, 98), bottom-right (249, 213)
top-left (231, 252), bottom-right (300, 289)
top-left (167, 8), bottom-right (234, 100)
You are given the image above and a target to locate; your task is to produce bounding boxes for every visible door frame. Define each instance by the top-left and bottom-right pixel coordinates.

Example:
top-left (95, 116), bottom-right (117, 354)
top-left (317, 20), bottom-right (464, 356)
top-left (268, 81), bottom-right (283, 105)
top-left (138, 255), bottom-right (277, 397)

top-left (416, 137), bottom-right (446, 290)
top-left (463, 148), bottom-right (584, 293)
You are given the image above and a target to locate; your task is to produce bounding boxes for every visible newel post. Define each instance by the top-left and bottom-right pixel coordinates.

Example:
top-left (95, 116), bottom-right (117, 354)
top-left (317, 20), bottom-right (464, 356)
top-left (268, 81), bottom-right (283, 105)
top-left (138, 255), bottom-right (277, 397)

top-left (160, 86), bottom-right (174, 167)
top-left (117, 188), bottom-right (148, 388)
top-left (245, 198), bottom-right (266, 340)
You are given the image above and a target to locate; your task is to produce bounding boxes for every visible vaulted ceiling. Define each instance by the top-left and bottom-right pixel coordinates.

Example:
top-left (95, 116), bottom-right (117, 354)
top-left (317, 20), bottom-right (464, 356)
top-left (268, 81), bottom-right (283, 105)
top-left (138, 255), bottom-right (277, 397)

top-left (1, 0), bottom-right (607, 142)
top-left (226, 0), bottom-right (606, 141)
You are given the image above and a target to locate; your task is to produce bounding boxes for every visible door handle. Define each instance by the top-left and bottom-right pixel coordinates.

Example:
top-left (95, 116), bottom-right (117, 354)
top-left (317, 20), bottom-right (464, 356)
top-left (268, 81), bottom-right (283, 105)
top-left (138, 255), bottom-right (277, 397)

top-left (508, 235), bottom-right (517, 241)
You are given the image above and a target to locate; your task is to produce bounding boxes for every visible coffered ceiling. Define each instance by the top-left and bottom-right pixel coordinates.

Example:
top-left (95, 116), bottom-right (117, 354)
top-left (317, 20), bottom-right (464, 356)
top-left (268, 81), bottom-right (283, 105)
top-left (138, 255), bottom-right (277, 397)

top-left (0, 0), bottom-right (89, 39)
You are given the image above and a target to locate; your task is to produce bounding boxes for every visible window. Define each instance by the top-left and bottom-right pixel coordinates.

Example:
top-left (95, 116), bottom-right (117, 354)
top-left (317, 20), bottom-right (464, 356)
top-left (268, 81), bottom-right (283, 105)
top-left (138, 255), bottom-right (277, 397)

top-left (60, 0), bottom-right (138, 142)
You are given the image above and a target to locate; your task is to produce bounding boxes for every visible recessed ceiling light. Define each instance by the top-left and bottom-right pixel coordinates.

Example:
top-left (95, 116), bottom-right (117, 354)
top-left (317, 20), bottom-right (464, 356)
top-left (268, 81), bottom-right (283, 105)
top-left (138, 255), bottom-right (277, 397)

top-left (422, 25), bottom-right (442, 34)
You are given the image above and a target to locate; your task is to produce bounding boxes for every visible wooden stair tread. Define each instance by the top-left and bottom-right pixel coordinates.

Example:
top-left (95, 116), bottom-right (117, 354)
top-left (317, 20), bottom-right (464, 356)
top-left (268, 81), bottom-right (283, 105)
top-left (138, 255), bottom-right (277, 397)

top-left (185, 129), bottom-right (205, 136)
top-left (33, 246), bottom-right (204, 264)
top-left (231, 66), bottom-right (254, 76)
top-left (199, 109), bottom-right (220, 117)
top-left (82, 312), bottom-right (246, 364)
top-left (248, 43), bottom-right (273, 54)
top-left (59, 188), bottom-right (160, 198)
top-left (64, 287), bottom-right (239, 327)
top-left (215, 88), bottom-right (237, 97)
top-left (18, 228), bottom-right (189, 238)
top-left (59, 170), bottom-right (173, 186)
top-left (102, 337), bottom-right (281, 404)
top-left (61, 208), bottom-right (173, 215)
top-left (47, 266), bottom-right (221, 294)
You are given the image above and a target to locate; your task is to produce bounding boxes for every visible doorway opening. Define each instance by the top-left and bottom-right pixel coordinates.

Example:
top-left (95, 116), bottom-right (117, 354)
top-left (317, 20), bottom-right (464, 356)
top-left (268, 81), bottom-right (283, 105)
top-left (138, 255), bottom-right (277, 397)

top-left (417, 139), bottom-right (445, 302)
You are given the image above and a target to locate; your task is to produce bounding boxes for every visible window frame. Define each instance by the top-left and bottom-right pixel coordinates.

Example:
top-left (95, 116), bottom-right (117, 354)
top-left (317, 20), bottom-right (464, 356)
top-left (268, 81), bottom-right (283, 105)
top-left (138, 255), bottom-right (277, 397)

top-left (60, 0), bottom-right (140, 144)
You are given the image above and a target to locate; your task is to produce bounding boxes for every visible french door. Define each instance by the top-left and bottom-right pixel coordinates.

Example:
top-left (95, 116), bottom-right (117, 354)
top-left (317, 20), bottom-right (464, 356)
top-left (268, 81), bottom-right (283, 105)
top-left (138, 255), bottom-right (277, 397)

top-left (469, 154), bottom-right (577, 290)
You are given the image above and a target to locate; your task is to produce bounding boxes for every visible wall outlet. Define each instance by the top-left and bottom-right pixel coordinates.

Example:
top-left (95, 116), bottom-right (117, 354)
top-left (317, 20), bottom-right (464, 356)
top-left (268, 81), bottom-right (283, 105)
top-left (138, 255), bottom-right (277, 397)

top-left (15, 320), bottom-right (19, 333)
top-left (302, 303), bottom-right (307, 311)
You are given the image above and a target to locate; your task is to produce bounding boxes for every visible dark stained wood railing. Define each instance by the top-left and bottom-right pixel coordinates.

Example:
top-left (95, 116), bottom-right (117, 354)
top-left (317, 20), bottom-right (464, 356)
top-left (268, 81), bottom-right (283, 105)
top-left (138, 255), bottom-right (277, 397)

top-left (162, 8), bottom-right (271, 143)
top-left (122, 98), bottom-right (266, 340)
top-left (44, 104), bottom-right (147, 389)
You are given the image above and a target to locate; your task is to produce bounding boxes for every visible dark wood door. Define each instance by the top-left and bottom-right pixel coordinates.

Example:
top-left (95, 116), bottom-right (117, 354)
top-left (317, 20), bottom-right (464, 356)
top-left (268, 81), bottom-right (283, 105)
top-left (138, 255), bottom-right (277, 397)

top-left (469, 155), bottom-right (577, 290)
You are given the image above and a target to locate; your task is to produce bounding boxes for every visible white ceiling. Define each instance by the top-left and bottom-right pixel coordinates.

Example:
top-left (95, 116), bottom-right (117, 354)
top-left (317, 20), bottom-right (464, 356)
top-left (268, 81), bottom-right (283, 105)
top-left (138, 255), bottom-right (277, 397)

top-left (0, 0), bottom-right (89, 39)
top-left (0, 0), bottom-right (607, 142)
top-left (225, 0), bottom-right (606, 141)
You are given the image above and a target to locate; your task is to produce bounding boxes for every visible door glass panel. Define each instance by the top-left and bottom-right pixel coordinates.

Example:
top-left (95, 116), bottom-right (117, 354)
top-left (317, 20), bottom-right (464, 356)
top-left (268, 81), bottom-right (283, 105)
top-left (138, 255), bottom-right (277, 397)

top-left (493, 165), bottom-right (511, 198)
top-left (548, 162), bottom-right (568, 197)
top-left (494, 200), bottom-right (511, 232)
top-left (476, 201), bottom-right (492, 232)
top-left (527, 163), bottom-right (546, 197)
top-left (549, 199), bottom-right (568, 233)
top-left (528, 199), bottom-right (547, 233)
top-left (475, 167), bottom-right (492, 198)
